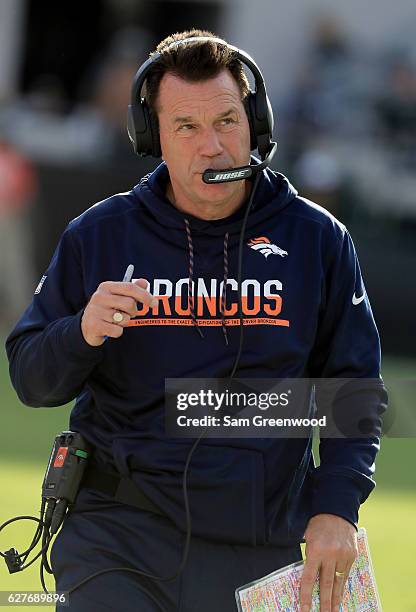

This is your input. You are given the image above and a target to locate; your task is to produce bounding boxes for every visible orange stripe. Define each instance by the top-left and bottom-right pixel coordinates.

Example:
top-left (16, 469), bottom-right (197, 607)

top-left (126, 318), bottom-right (289, 327)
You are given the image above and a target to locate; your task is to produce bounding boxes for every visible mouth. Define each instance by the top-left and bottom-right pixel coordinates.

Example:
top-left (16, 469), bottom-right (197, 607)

top-left (197, 166), bottom-right (233, 176)
top-left (196, 163), bottom-right (234, 174)
top-left (206, 165), bottom-right (232, 172)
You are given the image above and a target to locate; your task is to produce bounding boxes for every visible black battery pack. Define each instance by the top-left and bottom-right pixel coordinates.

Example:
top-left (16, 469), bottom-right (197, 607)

top-left (42, 431), bottom-right (91, 505)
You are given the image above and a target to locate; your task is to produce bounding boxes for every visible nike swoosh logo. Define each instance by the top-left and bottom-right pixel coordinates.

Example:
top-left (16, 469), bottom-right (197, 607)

top-left (352, 292), bottom-right (365, 306)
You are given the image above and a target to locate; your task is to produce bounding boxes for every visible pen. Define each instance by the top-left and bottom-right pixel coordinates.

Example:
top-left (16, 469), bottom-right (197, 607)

top-left (104, 264), bottom-right (135, 341)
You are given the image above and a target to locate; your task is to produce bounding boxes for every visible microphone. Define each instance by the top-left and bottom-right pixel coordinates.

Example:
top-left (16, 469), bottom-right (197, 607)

top-left (202, 141), bottom-right (277, 184)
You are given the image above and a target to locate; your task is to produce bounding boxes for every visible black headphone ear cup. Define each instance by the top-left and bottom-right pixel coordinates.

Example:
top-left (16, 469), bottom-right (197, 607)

top-left (256, 92), bottom-right (274, 138)
top-left (127, 104), bottom-right (139, 154)
top-left (244, 93), bottom-right (258, 151)
top-left (127, 99), bottom-right (160, 157)
top-left (265, 95), bottom-right (274, 136)
top-left (149, 109), bottom-right (161, 158)
top-left (139, 101), bottom-right (156, 157)
top-left (245, 90), bottom-right (274, 158)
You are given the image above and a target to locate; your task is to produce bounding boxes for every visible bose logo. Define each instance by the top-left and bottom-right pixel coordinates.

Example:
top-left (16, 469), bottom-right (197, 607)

top-left (210, 170), bottom-right (248, 181)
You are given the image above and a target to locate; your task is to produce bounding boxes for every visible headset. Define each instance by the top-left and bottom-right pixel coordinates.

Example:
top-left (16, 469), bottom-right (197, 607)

top-left (127, 36), bottom-right (277, 182)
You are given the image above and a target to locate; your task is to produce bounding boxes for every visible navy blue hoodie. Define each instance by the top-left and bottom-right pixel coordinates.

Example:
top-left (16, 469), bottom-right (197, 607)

top-left (6, 161), bottom-right (387, 547)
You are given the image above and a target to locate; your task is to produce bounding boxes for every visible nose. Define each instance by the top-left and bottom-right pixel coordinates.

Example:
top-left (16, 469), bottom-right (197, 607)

top-left (197, 126), bottom-right (224, 158)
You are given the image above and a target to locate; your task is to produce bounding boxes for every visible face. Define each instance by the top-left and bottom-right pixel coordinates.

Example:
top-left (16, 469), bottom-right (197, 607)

top-left (157, 69), bottom-right (251, 217)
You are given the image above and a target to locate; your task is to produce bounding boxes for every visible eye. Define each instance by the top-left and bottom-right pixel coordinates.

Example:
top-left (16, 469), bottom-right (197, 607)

top-left (219, 117), bottom-right (237, 127)
top-left (178, 124), bottom-right (195, 131)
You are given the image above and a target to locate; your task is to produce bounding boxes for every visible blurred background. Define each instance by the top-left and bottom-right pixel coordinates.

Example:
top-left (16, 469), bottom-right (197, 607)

top-left (0, 0), bottom-right (415, 609)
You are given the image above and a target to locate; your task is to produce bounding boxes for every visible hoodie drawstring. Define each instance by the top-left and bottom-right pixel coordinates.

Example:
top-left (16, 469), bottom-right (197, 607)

top-left (219, 232), bottom-right (229, 346)
top-left (184, 219), bottom-right (229, 345)
top-left (184, 219), bottom-right (204, 339)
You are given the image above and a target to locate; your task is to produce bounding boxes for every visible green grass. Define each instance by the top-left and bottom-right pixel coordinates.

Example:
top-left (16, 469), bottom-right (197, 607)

top-left (0, 463), bottom-right (57, 612)
top-left (359, 489), bottom-right (416, 611)
top-left (0, 346), bottom-right (415, 610)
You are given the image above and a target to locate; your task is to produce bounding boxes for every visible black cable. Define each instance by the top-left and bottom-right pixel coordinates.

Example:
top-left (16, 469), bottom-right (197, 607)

top-left (20, 526), bottom-right (42, 565)
top-left (0, 503), bottom-right (54, 589)
top-left (65, 567), bottom-right (170, 612)
top-left (18, 539), bottom-right (51, 571)
top-left (0, 501), bottom-right (169, 610)
top-left (230, 172), bottom-right (262, 378)
top-left (40, 533), bottom-right (52, 592)
top-left (19, 500), bottom-right (45, 565)
top-left (41, 528), bottom-right (53, 574)
top-left (32, 499), bottom-right (54, 558)
top-left (40, 559), bottom-right (48, 595)
top-left (0, 515), bottom-right (47, 562)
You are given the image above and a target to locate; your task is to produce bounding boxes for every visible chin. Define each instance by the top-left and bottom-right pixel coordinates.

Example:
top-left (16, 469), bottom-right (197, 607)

top-left (197, 180), bottom-right (236, 200)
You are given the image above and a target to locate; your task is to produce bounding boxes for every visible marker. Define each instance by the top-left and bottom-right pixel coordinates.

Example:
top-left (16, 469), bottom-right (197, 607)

top-left (104, 264), bottom-right (135, 341)
top-left (122, 264), bottom-right (135, 284)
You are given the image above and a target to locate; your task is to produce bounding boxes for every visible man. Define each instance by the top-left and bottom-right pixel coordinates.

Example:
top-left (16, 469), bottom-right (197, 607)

top-left (6, 30), bottom-right (386, 611)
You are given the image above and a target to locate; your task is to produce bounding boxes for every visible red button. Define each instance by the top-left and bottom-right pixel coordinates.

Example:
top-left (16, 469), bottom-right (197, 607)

top-left (53, 447), bottom-right (68, 468)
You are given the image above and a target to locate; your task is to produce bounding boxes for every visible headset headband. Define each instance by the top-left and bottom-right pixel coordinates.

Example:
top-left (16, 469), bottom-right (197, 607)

top-left (130, 36), bottom-right (267, 106)
top-left (127, 35), bottom-right (275, 161)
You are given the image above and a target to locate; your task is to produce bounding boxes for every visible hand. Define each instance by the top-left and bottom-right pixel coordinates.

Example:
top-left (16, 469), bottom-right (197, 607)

top-left (299, 513), bottom-right (358, 612)
top-left (81, 278), bottom-right (157, 346)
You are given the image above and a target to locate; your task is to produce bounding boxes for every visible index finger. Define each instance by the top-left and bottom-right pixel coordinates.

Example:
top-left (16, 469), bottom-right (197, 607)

top-left (299, 556), bottom-right (320, 611)
top-left (104, 280), bottom-right (157, 307)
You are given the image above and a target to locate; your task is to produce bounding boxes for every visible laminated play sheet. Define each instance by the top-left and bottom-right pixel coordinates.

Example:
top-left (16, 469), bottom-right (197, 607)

top-left (236, 528), bottom-right (381, 611)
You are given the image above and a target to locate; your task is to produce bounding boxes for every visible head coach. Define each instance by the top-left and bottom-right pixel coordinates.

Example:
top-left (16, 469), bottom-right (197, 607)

top-left (6, 29), bottom-right (387, 611)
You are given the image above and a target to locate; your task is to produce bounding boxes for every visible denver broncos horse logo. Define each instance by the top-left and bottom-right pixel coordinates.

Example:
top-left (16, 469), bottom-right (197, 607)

top-left (247, 237), bottom-right (288, 259)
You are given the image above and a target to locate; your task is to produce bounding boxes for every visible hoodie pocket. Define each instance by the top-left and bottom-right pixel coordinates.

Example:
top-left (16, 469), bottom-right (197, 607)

top-left (183, 444), bottom-right (266, 546)
top-left (113, 438), bottom-right (266, 546)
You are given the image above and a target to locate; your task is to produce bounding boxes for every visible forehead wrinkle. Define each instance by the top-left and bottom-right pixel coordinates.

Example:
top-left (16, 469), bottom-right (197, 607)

top-left (168, 92), bottom-right (241, 122)
top-left (173, 109), bottom-right (237, 125)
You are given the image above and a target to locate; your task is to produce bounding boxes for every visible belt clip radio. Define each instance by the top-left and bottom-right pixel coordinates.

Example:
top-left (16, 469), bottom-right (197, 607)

top-left (42, 431), bottom-right (91, 534)
top-left (1, 430), bottom-right (91, 583)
